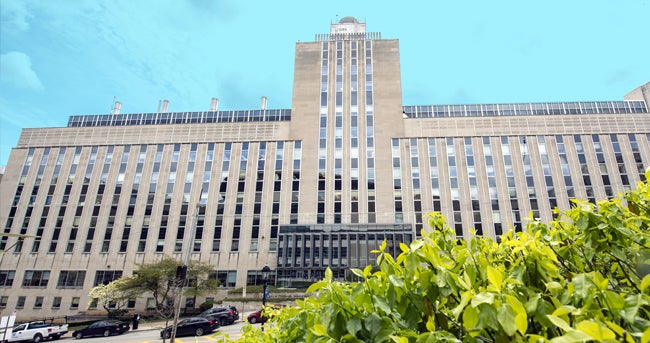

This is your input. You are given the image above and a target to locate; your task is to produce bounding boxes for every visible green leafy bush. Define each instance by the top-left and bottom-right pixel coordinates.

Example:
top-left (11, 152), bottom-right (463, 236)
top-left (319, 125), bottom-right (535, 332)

top-left (232, 173), bottom-right (650, 342)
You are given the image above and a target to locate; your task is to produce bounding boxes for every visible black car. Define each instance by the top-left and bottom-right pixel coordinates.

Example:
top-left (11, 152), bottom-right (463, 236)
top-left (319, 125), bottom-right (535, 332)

top-left (72, 320), bottom-right (130, 339)
top-left (200, 305), bottom-right (239, 326)
top-left (160, 317), bottom-right (219, 338)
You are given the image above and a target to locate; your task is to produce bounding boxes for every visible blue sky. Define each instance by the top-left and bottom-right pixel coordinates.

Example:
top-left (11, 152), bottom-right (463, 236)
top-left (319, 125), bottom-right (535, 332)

top-left (1, 0), bottom-right (649, 166)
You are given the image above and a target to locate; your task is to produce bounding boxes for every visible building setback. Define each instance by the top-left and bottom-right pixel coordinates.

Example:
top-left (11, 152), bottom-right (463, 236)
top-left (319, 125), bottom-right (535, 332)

top-left (1, 17), bottom-right (649, 318)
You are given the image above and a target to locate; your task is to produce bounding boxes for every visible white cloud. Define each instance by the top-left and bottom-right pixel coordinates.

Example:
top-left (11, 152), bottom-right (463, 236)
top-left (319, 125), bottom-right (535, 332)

top-left (0, 0), bottom-right (32, 31)
top-left (0, 51), bottom-right (44, 91)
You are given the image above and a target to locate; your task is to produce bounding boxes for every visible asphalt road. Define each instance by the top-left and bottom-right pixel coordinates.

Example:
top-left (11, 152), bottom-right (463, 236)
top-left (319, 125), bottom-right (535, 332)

top-left (52, 319), bottom-right (248, 343)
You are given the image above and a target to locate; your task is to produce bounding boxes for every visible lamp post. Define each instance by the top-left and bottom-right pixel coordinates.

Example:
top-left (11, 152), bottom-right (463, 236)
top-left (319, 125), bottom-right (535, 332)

top-left (261, 265), bottom-right (271, 307)
top-left (261, 265), bottom-right (271, 332)
top-left (169, 202), bottom-right (204, 343)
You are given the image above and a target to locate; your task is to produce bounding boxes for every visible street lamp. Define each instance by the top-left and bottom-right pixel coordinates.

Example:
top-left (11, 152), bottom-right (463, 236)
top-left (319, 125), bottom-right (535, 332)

top-left (261, 265), bottom-right (271, 307)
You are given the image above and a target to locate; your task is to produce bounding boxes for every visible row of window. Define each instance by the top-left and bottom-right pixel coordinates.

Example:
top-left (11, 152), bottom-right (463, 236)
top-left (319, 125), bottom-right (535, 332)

top-left (403, 100), bottom-right (647, 118)
top-left (2, 141), bottom-right (295, 255)
top-left (391, 134), bottom-right (649, 238)
top-left (314, 31), bottom-right (381, 42)
top-left (0, 270), bottom-right (119, 289)
top-left (0, 293), bottom-right (249, 311)
top-left (0, 269), bottom-right (242, 291)
top-left (0, 295), bottom-right (80, 310)
top-left (67, 109), bottom-right (292, 127)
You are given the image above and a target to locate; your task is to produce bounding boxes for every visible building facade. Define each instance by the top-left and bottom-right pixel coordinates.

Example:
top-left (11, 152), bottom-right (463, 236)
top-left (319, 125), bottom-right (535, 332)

top-left (1, 17), bottom-right (649, 318)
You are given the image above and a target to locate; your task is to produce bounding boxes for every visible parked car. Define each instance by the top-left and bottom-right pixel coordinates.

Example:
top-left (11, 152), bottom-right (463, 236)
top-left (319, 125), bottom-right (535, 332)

top-left (200, 305), bottom-right (239, 326)
top-left (247, 305), bottom-right (282, 324)
top-left (8, 321), bottom-right (69, 342)
top-left (160, 317), bottom-right (219, 338)
top-left (247, 310), bottom-right (267, 324)
top-left (72, 320), bottom-right (130, 339)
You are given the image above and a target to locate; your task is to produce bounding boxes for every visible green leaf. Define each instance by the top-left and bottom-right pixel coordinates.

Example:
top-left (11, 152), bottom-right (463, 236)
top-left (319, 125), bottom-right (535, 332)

top-left (380, 239), bottom-right (387, 252)
top-left (487, 266), bottom-right (503, 290)
top-left (350, 268), bottom-right (365, 278)
top-left (452, 290), bottom-right (472, 319)
top-left (389, 274), bottom-right (405, 288)
top-left (307, 280), bottom-right (327, 293)
top-left (373, 295), bottom-right (392, 314)
top-left (364, 313), bottom-right (382, 337)
top-left (604, 320), bottom-right (631, 342)
top-left (471, 292), bottom-right (495, 307)
top-left (505, 295), bottom-right (527, 334)
top-left (462, 304), bottom-right (479, 334)
top-left (621, 294), bottom-right (643, 324)
top-left (603, 290), bottom-right (624, 311)
top-left (325, 268), bottom-right (333, 282)
top-left (642, 326), bottom-right (650, 343)
top-left (341, 334), bottom-right (362, 343)
top-left (576, 320), bottom-right (616, 341)
top-left (549, 330), bottom-right (593, 343)
top-left (642, 274), bottom-right (650, 292)
top-left (547, 315), bottom-right (572, 332)
top-left (312, 324), bottom-right (328, 336)
top-left (363, 264), bottom-right (373, 278)
top-left (410, 240), bottom-right (424, 251)
top-left (497, 303), bottom-right (518, 336)
top-left (346, 318), bottom-right (362, 336)
top-left (551, 305), bottom-right (576, 317)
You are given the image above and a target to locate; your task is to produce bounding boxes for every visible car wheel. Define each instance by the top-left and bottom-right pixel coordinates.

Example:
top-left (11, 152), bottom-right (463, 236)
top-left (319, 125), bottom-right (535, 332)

top-left (103, 330), bottom-right (111, 337)
top-left (249, 316), bottom-right (258, 324)
top-left (219, 318), bottom-right (227, 326)
top-left (195, 327), bottom-right (204, 336)
top-left (33, 333), bottom-right (43, 343)
top-left (164, 330), bottom-right (171, 339)
top-left (75, 332), bottom-right (83, 339)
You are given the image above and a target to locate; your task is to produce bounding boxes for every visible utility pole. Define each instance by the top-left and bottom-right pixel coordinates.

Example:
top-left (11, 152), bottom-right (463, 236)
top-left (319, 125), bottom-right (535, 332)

top-left (169, 201), bottom-right (203, 343)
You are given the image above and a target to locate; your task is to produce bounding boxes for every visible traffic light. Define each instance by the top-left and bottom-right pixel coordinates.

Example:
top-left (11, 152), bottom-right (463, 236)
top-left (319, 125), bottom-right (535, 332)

top-left (175, 265), bottom-right (187, 281)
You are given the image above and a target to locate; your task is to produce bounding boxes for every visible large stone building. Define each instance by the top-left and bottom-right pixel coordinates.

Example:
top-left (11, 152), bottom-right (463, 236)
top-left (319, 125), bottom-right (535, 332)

top-left (1, 17), bottom-right (649, 318)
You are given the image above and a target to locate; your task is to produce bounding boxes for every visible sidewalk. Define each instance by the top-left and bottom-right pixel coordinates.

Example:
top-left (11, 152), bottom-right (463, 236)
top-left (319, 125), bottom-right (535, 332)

top-left (135, 319), bottom-right (166, 331)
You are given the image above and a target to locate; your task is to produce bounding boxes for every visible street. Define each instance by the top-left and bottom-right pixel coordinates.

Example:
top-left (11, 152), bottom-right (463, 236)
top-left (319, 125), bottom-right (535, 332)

top-left (50, 320), bottom-right (248, 343)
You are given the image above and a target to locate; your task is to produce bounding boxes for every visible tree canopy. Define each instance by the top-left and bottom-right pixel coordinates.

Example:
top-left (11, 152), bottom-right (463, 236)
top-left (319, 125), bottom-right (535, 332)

top-left (89, 256), bottom-right (220, 319)
top-left (232, 173), bottom-right (650, 342)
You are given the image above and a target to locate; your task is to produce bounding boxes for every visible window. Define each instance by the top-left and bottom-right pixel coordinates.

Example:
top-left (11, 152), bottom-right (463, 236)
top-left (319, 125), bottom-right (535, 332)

top-left (88, 298), bottom-right (98, 309)
top-left (16, 296), bottom-right (26, 309)
top-left (57, 270), bottom-right (86, 288)
top-left (52, 297), bottom-right (62, 309)
top-left (127, 299), bottom-right (136, 309)
top-left (0, 296), bottom-right (8, 308)
top-left (70, 297), bottom-right (80, 309)
top-left (146, 298), bottom-right (156, 310)
top-left (22, 270), bottom-right (50, 287)
top-left (185, 297), bottom-right (195, 308)
top-left (0, 270), bottom-right (16, 287)
top-left (34, 296), bottom-right (44, 308)
top-left (212, 271), bottom-right (237, 288)
top-left (93, 270), bottom-right (122, 286)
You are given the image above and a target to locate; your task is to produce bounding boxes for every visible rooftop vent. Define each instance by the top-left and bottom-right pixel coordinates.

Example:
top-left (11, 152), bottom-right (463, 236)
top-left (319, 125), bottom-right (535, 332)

top-left (111, 101), bottom-right (122, 115)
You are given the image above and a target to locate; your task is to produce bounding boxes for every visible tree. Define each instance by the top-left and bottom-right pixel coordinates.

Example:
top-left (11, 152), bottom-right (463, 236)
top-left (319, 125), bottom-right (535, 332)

top-left (118, 256), bottom-right (220, 320)
top-left (230, 172), bottom-right (650, 342)
top-left (88, 278), bottom-right (141, 318)
top-left (184, 261), bottom-right (220, 310)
